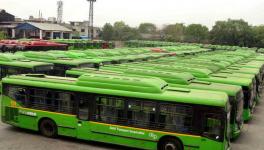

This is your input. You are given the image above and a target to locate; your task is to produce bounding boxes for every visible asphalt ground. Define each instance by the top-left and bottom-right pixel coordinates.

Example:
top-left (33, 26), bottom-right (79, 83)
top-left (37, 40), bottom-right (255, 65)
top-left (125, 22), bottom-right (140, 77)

top-left (0, 94), bottom-right (264, 150)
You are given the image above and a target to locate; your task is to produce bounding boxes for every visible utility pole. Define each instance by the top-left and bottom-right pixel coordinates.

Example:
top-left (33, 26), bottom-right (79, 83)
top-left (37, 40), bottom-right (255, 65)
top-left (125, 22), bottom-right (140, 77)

top-left (87, 0), bottom-right (96, 40)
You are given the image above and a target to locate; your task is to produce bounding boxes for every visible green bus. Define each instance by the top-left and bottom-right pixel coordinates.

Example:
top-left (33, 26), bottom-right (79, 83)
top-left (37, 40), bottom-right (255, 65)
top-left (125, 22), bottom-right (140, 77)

top-left (2, 74), bottom-right (230, 150)
top-left (66, 68), bottom-right (244, 139)
top-left (16, 52), bottom-right (98, 76)
top-left (0, 53), bottom-right (54, 80)
top-left (103, 64), bottom-right (255, 121)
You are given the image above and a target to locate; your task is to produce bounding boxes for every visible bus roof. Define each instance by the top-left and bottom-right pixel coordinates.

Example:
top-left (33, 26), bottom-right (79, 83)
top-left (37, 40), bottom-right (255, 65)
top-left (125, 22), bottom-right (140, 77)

top-left (67, 68), bottom-right (241, 96)
top-left (2, 74), bottom-right (228, 107)
top-left (0, 53), bottom-right (53, 69)
top-left (16, 52), bottom-right (97, 66)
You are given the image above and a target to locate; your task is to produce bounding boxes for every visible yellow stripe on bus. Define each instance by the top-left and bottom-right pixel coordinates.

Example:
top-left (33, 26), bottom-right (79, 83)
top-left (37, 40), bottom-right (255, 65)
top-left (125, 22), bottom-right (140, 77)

top-left (11, 106), bottom-right (76, 117)
top-left (90, 121), bottom-right (201, 138)
top-left (10, 104), bottom-right (200, 138)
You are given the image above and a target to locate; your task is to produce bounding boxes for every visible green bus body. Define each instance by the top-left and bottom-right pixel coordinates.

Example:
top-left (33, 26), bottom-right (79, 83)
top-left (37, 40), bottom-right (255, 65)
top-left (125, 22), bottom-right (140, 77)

top-left (1, 74), bottom-right (230, 150)
top-left (0, 53), bottom-right (54, 91)
top-left (102, 64), bottom-right (254, 121)
top-left (15, 52), bottom-right (98, 76)
top-left (66, 68), bottom-right (243, 139)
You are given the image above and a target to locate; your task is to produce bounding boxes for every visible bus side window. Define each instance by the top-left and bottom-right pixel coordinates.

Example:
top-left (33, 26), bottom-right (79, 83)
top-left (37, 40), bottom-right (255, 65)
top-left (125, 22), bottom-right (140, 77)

top-left (7, 67), bottom-right (19, 75)
top-left (0, 66), bottom-right (7, 78)
top-left (127, 100), bottom-right (141, 126)
top-left (158, 104), bottom-right (193, 133)
top-left (78, 96), bottom-right (89, 120)
top-left (0, 66), bottom-right (2, 79)
top-left (95, 96), bottom-right (125, 124)
top-left (31, 89), bottom-right (46, 109)
top-left (55, 92), bottom-right (75, 114)
top-left (142, 102), bottom-right (156, 128)
top-left (127, 101), bottom-right (156, 129)
top-left (7, 86), bottom-right (26, 106)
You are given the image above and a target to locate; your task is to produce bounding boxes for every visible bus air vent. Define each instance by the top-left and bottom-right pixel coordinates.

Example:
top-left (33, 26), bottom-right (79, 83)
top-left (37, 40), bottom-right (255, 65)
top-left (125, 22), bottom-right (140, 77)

top-left (167, 87), bottom-right (191, 93)
top-left (210, 75), bottom-right (228, 78)
top-left (24, 74), bottom-right (46, 78)
top-left (77, 73), bottom-right (167, 93)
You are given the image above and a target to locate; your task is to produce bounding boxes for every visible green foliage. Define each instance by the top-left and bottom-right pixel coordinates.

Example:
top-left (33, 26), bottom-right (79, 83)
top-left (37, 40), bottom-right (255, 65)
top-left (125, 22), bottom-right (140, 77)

top-left (210, 19), bottom-right (254, 47)
top-left (99, 19), bottom-right (264, 48)
top-left (112, 21), bottom-right (140, 41)
top-left (138, 23), bottom-right (157, 34)
top-left (252, 26), bottom-right (264, 48)
top-left (162, 23), bottom-right (185, 42)
top-left (0, 31), bottom-right (6, 40)
top-left (101, 23), bottom-right (114, 41)
top-left (185, 24), bottom-right (209, 43)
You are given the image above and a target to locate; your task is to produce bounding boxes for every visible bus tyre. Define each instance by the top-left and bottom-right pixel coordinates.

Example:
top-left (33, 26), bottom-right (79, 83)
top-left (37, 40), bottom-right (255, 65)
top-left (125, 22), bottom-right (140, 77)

top-left (39, 119), bottom-right (57, 138)
top-left (159, 138), bottom-right (183, 150)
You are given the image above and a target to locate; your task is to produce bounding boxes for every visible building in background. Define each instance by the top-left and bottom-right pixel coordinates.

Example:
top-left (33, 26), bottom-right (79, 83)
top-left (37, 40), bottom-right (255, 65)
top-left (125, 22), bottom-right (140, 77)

top-left (48, 17), bottom-right (57, 23)
top-left (0, 9), bottom-right (15, 22)
top-left (0, 9), bottom-right (18, 38)
top-left (15, 22), bottom-right (72, 39)
top-left (66, 21), bottom-right (100, 39)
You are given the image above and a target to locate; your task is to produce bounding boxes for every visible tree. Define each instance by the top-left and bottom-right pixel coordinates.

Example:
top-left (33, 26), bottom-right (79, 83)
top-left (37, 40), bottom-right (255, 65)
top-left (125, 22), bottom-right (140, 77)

top-left (252, 26), bottom-right (264, 48)
top-left (185, 24), bottom-right (209, 43)
top-left (162, 23), bottom-right (185, 42)
top-left (210, 19), bottom-right (254, 47)
top-left (112, 21), bottom-right (140, 41)
top-left (0, 31), bottom-right (6, 40)
top-left (101, 23), bottom-right (114, 41)
top-left (138, 23), bottom-right (157, 34)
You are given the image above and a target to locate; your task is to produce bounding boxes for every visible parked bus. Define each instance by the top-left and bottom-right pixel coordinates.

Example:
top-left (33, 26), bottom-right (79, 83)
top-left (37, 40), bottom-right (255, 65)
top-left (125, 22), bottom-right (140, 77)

top-left (102, 64), bottom-right (255, 121)
top-left (66, 67), bottom-right (243, 139)
top-left (0, 53), bottom-right (54, 78)
top-left (16, 52), bottom-right (98, 76)
top-left (2, 74), bottom-right (230, 150)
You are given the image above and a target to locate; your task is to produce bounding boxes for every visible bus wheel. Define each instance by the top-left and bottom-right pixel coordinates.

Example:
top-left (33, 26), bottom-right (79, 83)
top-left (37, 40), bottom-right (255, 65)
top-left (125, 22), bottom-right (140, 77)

top-left (39, 119), bottom-right (57, 138)
top-left (158, 137), bottom-right (183, 150)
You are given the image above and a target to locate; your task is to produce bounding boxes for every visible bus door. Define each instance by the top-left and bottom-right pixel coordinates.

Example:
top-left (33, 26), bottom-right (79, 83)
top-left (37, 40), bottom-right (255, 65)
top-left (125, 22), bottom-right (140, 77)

top-left (200, 113), bottom-right (226, 149)
top-left (76, 93), bottom-right (94, 140)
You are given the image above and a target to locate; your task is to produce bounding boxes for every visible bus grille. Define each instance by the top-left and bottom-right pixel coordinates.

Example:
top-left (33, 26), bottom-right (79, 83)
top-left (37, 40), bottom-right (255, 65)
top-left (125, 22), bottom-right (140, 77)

top-left (4, 107), bottom-right (18, 123)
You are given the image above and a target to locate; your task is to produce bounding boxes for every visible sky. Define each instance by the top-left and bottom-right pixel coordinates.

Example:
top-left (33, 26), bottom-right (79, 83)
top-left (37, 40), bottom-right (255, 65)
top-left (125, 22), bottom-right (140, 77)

top-left (1, 0), bottom-right (264, 28)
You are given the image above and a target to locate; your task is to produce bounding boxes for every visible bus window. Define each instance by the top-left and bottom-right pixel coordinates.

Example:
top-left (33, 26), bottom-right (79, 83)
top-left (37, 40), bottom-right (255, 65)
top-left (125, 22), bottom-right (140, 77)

top-left (27, 88), bottom-right (75, 114)
top-left (53, 65), bottom-right (68, 76)
top-left (78, 97), bottom-right (89, 120)
top-left (95, 96), bottom-right (125, 124)
top-left (142, 102), bottom-right (156, 128)
top-left (34, 65), bottom-right (53, 75)
top-left (158, 104), bottom-right (193, 133)
top-left (7, 67), bottom-right (18, 75)
top-left (203, 113), bottom-right (223, 141)
top-left (0, 66), bottom-right (2, 78)
top-left (127, 100), bottom-right (141, 126)
top-left (27, 89), bottom-right (47, 109)
top-left (7, 86), bottom-right (26, 105)
top-left (0, 66), bottom-right (7, 79)
top-left (7, 67), bottom-right (31, 75)
top-left (127, 101), bottom-right (156, 129)
top-left (55, 92), bottom-right (75, 114)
